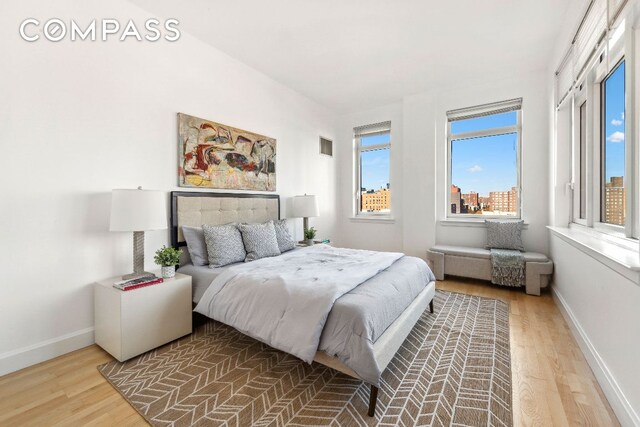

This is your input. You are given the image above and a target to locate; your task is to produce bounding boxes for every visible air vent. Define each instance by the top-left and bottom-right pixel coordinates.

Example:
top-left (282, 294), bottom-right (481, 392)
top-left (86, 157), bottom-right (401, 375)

top-left (319, 136), bottom-right (333, 157)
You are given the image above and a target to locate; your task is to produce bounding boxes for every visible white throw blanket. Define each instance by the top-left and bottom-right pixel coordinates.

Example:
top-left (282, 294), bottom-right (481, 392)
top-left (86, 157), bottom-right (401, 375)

top-left (194, 244), bottom-right (403, 363)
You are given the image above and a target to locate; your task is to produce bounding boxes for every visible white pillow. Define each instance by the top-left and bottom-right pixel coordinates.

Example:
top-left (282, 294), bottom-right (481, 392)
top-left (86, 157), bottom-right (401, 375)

top-left (182, 225), bottom-right (208, 266)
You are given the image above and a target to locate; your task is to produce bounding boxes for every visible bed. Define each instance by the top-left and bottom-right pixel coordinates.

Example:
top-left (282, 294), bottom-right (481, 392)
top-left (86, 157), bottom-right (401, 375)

top-left (171, 191), bottom-right (436, 416)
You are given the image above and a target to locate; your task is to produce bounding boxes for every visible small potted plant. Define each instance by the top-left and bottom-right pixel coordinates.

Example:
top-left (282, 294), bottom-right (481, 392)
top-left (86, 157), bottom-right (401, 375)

top-left (304, 227), bottom-right (317, 246)
top-left (154, 246), bottom-right (183, 279)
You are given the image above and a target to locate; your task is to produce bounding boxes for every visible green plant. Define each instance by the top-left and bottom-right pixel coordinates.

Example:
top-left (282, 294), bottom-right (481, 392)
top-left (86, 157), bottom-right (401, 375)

top-left (304, 227), bottom-right (317, 240)
top-left (154, 246), bottom-right (183, 267)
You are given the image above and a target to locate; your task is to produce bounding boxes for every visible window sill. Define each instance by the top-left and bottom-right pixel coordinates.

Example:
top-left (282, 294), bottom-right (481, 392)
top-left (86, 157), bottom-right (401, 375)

top-left (570, 222), bottom-right (638, 251)
top-left (547, 225), bottom-right (640, 283)
top-left (592, 222), bottom-right (627, 239)
top-left (350, 216), bottom-right (395, 224)
top-left (439, 218), bottom-right (529, 228)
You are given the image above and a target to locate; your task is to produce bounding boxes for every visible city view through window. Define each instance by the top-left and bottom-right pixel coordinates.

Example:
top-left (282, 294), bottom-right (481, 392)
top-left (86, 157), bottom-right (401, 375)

top-left (602, 60), bottom-right (625, 226)
top-left (450, 111), bottom-right (519, 216)
top-left (359, 132), bottom-right (391, 213)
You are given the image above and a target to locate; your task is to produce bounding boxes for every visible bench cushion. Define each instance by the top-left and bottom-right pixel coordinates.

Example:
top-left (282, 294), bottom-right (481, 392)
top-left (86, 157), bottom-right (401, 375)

top-left (430, 245), bottom-right (548, 263)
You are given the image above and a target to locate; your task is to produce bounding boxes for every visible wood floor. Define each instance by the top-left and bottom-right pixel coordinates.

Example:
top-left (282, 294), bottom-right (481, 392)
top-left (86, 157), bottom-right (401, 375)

top-left (0, 278), bottom-right (619, 426)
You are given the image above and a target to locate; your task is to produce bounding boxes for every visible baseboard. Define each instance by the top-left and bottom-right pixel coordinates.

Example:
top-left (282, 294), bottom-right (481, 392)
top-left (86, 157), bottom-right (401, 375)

top-left (552, 287), bottom-right (640, 427)
top-left (0, 327), bottom-right (95, 377)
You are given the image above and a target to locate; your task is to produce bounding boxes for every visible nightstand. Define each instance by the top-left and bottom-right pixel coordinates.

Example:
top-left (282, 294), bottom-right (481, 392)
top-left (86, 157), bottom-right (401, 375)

top-left (94, 272), bottom-right (192, 362)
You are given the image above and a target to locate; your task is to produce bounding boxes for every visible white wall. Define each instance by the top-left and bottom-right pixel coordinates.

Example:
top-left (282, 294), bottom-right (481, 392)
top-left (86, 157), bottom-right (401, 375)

top-left (546, 0), bottom-right (587, 229)
top-left (334, 103), bottom-right (404, 251)
top-left (550, 235), bottom-right (640, 425)
top-left (0, 0), bottom-right (337, 375)
top-left (545, 4), bottom-right (640, 424)
top-left (336, 72), bottom-right (551, 257)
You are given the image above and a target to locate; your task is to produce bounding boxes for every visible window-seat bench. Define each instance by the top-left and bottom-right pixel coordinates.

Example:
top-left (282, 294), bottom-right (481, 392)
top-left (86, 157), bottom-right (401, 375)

top-left (426, 245), bottom-right (553, 296)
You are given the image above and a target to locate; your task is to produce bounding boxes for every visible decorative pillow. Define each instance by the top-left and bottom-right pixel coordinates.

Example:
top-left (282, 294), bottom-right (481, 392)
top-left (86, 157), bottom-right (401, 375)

top-left (485, 219), bottom-right (525, 251)
top-left (182, 226), bottom-right (208, 266)
top-left (202, 223), bottom-right (246, 268)
top-left (237, 221), bottom-right (281, 262)
top-left (272, 219), bottom-right (295, 253)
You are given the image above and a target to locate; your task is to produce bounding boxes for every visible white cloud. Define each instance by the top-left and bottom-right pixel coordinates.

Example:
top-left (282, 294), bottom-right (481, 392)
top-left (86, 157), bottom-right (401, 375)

top-left (607, 131), bottom-right (625, 143)
top-left (611, 119), bottom-right (623, 126)
top-left (621, 112), bottom-right (625, 120)
top-left (467, 165), bottom-right (483, 173)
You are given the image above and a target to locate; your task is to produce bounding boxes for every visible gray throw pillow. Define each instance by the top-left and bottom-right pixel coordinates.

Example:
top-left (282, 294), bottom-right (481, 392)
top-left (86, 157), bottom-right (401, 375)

top-left (237, 221), bottom-right (281, 262)
top-left (182, 225), bottom-right (208, 266)
top-left (273, 219), bottom-right (295, 253)
top-left (485, 219), bottom-right (525, 251)
top-left (202, 223), bottom-right (246, 268)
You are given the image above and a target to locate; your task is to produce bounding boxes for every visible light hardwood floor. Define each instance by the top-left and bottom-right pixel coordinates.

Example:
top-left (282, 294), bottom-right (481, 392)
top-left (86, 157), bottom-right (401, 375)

top-left (0, 278), bottom-right (619, 426)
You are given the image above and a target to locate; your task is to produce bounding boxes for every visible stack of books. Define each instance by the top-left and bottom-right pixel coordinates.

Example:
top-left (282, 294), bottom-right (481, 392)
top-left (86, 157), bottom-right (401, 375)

top-left (113, 274), bottom-right (163, 291)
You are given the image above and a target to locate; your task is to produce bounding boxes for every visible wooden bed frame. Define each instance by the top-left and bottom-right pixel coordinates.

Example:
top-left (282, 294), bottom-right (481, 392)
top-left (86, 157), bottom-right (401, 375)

top-left (170, 191), bottom-right (436, 417)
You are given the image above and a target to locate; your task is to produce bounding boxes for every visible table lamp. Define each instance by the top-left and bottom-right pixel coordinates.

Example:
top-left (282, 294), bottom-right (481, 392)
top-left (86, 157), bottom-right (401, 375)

top-left (110, 187), bottom-right (167, 279)
top-left (292, 194), bottom-right (319, 243)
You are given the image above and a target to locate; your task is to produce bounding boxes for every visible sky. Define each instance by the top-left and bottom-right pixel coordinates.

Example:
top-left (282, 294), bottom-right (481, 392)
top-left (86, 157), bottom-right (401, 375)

top-left (360, 133), bottom-right (390, 191)
top-left (450, 112), bottom-right (518, 196)
top-left (604, 60), bottom-right (625, 183)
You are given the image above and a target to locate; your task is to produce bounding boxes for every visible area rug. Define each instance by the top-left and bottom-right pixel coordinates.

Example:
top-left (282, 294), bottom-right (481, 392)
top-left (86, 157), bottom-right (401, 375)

top-left (98, 290), bottom-right (512, 426)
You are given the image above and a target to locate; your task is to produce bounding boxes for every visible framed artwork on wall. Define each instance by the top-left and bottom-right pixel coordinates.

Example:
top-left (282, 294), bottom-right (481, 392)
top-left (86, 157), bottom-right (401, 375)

top-left (178, 113), bottom-right (276, 191)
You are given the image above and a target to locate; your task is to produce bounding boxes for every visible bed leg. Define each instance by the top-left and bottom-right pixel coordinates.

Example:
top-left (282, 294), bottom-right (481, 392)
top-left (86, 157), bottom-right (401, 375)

top-left (429, 300), bottom-right (434, 314)
top-left (368, 385), bottom-right (378, 417)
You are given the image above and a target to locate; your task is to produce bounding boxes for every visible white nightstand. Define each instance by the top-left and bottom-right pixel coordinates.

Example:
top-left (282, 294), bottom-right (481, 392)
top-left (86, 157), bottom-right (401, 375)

top-left (94, 272), bottom-right (192, 362)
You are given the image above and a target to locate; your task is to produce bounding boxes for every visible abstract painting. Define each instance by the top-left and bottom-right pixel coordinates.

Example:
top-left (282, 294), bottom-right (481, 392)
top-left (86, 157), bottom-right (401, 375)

top-left (178, 113), bottom-right (276, 191)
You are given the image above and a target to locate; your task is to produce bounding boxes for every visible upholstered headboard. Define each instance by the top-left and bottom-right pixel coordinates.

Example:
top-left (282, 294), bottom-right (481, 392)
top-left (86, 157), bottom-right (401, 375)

top-left (170, 191), bottom-right (280, 248)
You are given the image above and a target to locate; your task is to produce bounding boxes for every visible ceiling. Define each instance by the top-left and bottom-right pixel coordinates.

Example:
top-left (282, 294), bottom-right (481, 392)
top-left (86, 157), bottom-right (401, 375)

top-left (131, 0), bottom-right (582, 112)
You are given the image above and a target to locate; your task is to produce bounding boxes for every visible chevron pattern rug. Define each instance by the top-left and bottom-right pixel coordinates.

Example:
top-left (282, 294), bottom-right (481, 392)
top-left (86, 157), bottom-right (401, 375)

top-left (98, 290), bottom-right (512, 426)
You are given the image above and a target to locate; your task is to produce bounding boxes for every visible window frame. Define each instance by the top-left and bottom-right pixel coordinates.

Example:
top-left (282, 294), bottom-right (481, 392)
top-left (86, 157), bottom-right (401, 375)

top-left (572, 85), bottom-right (589, 226)
top-left (446, 104), bottom-right (523, 220)
top-left (354, 123), bottom-right (392, 218)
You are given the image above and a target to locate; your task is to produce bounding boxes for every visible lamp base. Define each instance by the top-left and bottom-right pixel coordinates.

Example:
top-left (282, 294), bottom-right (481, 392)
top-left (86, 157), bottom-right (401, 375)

top-left (302, 217), bottom-right (309, 241)
top-left (121, 231), bottom-right (155, 280)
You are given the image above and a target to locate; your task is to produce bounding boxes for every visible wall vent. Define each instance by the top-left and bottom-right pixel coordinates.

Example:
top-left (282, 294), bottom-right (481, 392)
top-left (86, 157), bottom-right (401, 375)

top-left (319, 137), bottom-right (333, 157)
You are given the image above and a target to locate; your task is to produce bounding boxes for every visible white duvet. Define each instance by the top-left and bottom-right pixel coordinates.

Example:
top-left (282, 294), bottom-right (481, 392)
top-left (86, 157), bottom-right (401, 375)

top-left (194, 244), bottom-right (403, 363)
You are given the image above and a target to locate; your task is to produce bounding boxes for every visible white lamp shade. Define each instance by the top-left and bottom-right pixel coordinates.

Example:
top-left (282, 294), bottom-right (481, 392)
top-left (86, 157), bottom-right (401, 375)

top-left (109, 189), bottom-right (167, 232)
top-left (292, 194), bottom-right (319, 218)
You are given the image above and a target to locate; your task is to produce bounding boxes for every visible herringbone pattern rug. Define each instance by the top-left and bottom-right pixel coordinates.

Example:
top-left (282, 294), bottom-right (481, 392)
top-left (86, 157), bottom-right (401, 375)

top-left (99, 290), bottom-right (512, 426)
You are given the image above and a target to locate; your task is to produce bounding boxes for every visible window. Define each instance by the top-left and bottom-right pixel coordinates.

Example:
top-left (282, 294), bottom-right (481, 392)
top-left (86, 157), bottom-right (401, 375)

top-left (354, 121), bottom-right (391, 216)
top-left (568, 54), bottom-right (631, 235)
top-left (601, 60), bottom-right (626, 226)
top-left (556, 0), bottom-right (634, 238)
top-left (447, 98), bottom-right (522, 218)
